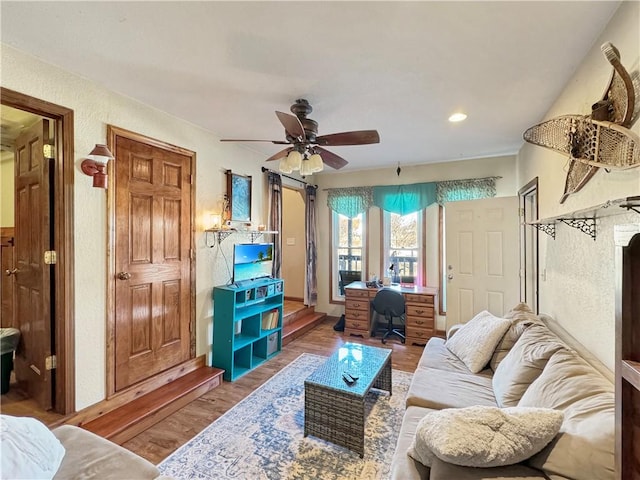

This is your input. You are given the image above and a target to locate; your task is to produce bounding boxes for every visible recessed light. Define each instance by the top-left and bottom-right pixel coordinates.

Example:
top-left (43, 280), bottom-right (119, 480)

top-left (449, 112), bottom-right (467, 123)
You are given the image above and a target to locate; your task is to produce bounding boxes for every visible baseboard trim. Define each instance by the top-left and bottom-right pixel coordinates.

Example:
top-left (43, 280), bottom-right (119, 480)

top-left (52, 355), bottom-right (206, 428)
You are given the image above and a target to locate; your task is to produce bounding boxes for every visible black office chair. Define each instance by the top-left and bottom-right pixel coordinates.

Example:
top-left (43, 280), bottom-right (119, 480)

top-left (370, 288), bottom-right (406, 344)
top-left (338, 270), bottom-right (362, 295)
top-left (334, 270), bottom-right (362, 331)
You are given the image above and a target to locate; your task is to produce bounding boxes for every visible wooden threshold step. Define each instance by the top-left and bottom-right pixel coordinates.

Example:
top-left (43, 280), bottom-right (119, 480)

top-left (283, 311), bottom-right (327, 346)
top-left (82, 366), bottom-right (223, 445)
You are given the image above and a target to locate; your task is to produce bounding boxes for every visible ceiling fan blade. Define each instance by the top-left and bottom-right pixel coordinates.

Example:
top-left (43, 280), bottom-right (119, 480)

top-left (316, 147), bottom-right (348, 169)
top-left (315, 130), bottom-right (380, 146)
top-left (265, 147), bottom-right (293, 162)
top-left (220, 139), bottom-right (290, 144)
top-left (275, 111), bottom-right (306, 140)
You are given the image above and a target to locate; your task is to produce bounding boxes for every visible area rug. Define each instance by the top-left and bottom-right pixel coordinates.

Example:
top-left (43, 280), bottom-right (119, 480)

top-left (158, 353), bottom-right (412, 480)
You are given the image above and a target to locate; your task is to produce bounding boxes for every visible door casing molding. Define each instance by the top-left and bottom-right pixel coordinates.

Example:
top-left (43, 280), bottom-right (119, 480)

top-left (0, 87), bottom-right (75, 414)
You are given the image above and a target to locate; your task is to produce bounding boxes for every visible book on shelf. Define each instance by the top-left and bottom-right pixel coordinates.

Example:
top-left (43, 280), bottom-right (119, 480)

top-left (262, 309), bottom-right (279, 330)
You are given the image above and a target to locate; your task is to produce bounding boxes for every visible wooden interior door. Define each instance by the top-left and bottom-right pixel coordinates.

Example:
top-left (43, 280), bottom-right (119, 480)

top-left (113, 135), bottom-right (192, 391)
top-left (445, 196), bottom-right (520, 328)
top-left (13, 119), bottom-right (53, 410)
top-left (1, 229), bottom-right (16, 328)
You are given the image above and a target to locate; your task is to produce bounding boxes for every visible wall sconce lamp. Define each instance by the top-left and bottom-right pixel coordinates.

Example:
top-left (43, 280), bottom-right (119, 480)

top-left (81, 144), bottom-right (114, 188)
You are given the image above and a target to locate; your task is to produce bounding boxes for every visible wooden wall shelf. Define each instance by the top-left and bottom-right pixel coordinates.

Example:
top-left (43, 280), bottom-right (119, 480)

top-left (528, 196), bottom-right (640, 240)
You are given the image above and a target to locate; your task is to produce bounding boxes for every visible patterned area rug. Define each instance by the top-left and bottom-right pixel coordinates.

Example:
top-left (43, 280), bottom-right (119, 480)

top-left (158, 353), bottom-right (412, 480)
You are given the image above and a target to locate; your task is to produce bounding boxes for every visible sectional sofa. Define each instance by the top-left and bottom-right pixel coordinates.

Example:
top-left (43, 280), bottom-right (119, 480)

top-left (390, 304), bottom-right (615, 480)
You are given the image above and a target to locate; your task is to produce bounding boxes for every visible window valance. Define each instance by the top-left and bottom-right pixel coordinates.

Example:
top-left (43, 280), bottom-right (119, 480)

top-left (326, 187), bottom-right (374, 218)
top-left (372, 183), bottom-right (437, 216)
top-left (326, 177), bottom-right (498, 217)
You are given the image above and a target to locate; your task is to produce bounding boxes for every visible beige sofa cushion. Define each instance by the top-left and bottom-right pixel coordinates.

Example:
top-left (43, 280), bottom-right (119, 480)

top-left (430, 456), bottom-right (550, 480)
top-left (406, 366), bottom-right (497, 409)
top-left (418, 337), bottom-right (491, 376)
top-left (408, 406), bottom-right (563, 469)
top-left (445, 311), bottom-right (511, 373)
top-left (490, 303), bottom-right (541, 371)
top-left (390, 406), bottom-right (434, 480)
top-left (52, 425), bottom-right (161, 480)
top-left (519, 349), bottom-right (615, 480)
top-left (492, 324), bottom-right (566, 407)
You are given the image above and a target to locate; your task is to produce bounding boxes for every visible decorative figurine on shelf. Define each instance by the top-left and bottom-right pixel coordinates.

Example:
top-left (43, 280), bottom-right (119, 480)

top-left (523, 42), bottom-right (639, 203)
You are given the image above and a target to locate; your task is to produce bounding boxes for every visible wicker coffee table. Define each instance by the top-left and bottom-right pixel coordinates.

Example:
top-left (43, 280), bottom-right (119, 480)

top-left (304, 342), bottom-right (392, 457)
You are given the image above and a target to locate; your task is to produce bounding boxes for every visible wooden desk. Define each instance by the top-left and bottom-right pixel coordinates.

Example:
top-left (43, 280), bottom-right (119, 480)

top-left (343, 281), bottom-right (438, 346)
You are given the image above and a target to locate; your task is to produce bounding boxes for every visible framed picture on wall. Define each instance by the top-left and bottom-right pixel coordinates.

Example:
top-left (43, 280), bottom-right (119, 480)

top-left (226, 170), bottom-right (252, 222)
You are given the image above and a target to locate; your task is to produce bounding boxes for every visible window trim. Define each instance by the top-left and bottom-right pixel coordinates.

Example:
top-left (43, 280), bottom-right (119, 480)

top-left (329, 210), bottom-right (368, 305)
top-left (379, 209), bottom-right (426, 287)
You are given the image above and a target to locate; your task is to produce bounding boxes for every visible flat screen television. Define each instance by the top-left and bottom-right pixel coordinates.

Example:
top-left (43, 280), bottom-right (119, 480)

top-left (233, 243), bottom-right (274, 283)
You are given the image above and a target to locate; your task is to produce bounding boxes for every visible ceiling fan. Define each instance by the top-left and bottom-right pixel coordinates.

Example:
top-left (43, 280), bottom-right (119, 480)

top-left (220, 99), bottom-right (380, 174)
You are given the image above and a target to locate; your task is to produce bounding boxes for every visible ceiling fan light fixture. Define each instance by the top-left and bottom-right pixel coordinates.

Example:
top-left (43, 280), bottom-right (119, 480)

top-left (300, 159), bottom-right (313, 177)
top-left (287, 150), bottom-right (302, 171)
top-left (448, 112), bottom-right (467, 123)
top-left (308, 153), bottom-right (324, 173)
top-left (279, 156), bottom-right (294, 174)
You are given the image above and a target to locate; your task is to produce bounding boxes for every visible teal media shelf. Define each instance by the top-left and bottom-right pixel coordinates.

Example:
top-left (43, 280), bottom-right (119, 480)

top-left (212, 278), bottom-right (284, 381)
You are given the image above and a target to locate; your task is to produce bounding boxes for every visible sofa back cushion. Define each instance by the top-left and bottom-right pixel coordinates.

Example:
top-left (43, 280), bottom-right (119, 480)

top-left (518, 349), bottom-right (615, 480)
top-left (490, 302), bottom-right (541, 371)
top-left (445, 310), bottom-right (511, 374)
top-left (492, 323), bottom-right (565, 407)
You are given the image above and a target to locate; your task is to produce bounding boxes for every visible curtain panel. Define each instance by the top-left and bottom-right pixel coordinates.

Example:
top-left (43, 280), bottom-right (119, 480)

top-left (304, 185), bottom-right (318, 306)
top-left (267, 172), bottom-right (283, 279)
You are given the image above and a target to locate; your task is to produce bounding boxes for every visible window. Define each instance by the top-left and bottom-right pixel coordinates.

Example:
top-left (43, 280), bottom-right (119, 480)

top-left (519, 178), bottom-right (539, 313)
top-left (382, 211), bottom-right (422, 285)
top-left (331, 211), bottom-right (366, 301)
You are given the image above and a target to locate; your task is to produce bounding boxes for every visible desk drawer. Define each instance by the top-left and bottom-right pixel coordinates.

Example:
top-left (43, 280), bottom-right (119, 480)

top-left (406, 316), bottom-right (434, 329)
top-left (346, 299), bottom-right (369, 311)
top-left (406, 327), bottom-right (433, 345)
top-left (406, 305), bottom-right (434, 318)
top-left (346, 310), bottom-right (368, 321)
top-left (345, 289), bottom-right (369, 299)
top-left (345, 318), bottom-right (368, 331)
top-left (404, 293), bottom-right (434, 305)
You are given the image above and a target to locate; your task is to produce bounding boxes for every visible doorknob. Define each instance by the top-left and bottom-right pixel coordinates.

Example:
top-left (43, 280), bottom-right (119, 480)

top-left (117, 272), bottom-right (132, 280)
top-left (5, 269), bottom-right (17, 276)
top-left (447, 274), bottom-right (454, 280)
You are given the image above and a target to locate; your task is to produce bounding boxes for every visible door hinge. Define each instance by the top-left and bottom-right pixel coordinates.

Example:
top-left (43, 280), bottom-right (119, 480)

top-left (45, 355), bottom-right (57, 370)
top-left (190, 248), bottom-right (194, 260)
top-left (518, 207), bottom-right (525, 217)
top-left (190, 174), bottom-right (194, 185)
top-left (44, 250), bottom-right (57, 265)
top-left (43, 144), bottom-right (55, 159)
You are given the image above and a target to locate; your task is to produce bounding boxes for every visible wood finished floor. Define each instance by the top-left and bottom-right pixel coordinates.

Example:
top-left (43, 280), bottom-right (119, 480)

top-left (122, 317), bottom-right (424, 464)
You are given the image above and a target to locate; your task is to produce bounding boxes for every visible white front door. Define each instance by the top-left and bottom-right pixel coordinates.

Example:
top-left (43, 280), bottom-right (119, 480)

top-left (445, 196), bottom-right (520, 329)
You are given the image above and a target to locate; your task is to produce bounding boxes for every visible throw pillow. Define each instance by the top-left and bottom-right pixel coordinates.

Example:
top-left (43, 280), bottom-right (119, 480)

top-left (445, 310), bottom-right (511, 373)
top-left (0, 414), bottom-right (66, 479)
top-left (407, 406), bottom-right (564, 468)
top-left (492, 323), bottom-right (566, 407)
top-left (489, 302), bottom-right (541, 371)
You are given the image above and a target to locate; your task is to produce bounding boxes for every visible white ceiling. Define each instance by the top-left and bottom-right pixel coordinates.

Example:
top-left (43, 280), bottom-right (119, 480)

top-left (0, 1), bottom-right (621, 172)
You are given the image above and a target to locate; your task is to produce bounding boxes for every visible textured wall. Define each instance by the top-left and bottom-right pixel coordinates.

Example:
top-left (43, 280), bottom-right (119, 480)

top-left (516, 1), bottom-right (640, 371)
top-left (1, 45), bottom-right (271, 409)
